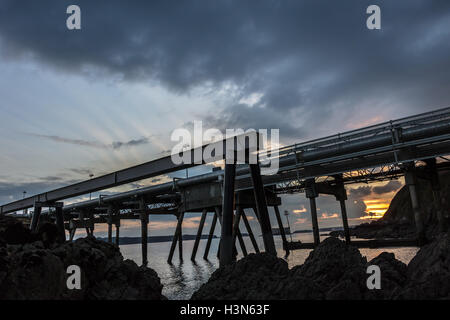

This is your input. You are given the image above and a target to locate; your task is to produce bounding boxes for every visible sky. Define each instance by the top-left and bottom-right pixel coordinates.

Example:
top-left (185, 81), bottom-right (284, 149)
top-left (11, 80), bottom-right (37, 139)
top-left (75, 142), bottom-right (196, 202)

top-left (0, 0), bottom-right (450, 237)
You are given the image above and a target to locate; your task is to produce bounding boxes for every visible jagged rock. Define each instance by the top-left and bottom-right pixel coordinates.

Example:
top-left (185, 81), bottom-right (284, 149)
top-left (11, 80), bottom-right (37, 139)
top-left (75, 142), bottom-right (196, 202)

top-left (192, 238), bottom-right (371, 300)
top-left (191, 253), bottom-right (289, 300)
top-left (394, 233), bottom-right (450, 299)
top-left (297, 237), bottom-right (368, 299)
top-left (365, 252), bottom-right (407, 300)
top-left (0, 217), bottom-right (166, 300)
top-left (331, 172), bottom-right (450, 241)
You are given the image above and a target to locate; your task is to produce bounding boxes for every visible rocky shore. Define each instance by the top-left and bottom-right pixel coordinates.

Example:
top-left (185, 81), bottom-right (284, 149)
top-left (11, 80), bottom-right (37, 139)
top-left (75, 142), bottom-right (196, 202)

top-left (191, 234), bottom-right (450, 300)
top-left (0, 216), bottom-right (166, 300)
top-left (330, 172), bottom-right (450, 241)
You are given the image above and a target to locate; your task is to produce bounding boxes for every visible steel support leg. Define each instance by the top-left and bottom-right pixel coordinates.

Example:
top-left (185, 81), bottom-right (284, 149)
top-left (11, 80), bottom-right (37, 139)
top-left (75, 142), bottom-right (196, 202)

top-left (232, 206), bottom-right (248, 257)
top-left (274, 206), bottom-right (289, 256)
top-left (30, 205), bottom-right (42, 232)
top-left (339, 199), bottom-right (351, 244)
top-left (220, 163), bottom-right (236, 267)
top-left (425, 158), bottom-right (447, 232)
top-left (139, 199), bottom-right (149, 266)
top-left (168, 212), bottom-right (184, 264)
top-left (203, 210), bottom-right (218, 260)
top-left (115, 224), bottom-right (120, 246)
top-left (306, 178), bottom-right (320, 246)
top-left (55, 206), bottom-right (66, 242)
top-left (241, 209), bottom-right (260, 253)
top-left (334, 174), bottom-right (351, 244)
top-left (69, 227), bottom-right (77, 241)
top-left (191, 209), bottom-right (208, 261)
top-left (249, 164), bottom-right (276, 256)
top-left (405, 164), bottom-right (425, 245)
top-left (107, 206), bottom-right (113, 244)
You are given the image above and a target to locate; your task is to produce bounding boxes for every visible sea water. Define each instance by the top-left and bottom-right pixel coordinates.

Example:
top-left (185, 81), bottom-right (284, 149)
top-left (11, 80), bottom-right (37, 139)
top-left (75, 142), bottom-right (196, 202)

top-left (119, 233), bottom-right (419, 300)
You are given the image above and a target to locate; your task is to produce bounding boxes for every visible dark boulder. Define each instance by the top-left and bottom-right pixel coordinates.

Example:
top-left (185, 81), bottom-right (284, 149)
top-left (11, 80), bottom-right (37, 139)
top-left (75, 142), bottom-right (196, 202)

top-left (0, 217), bottom-right (166, 300)
top-left (365, 252), bottom-right (407, 300)
top-left (191, 253), bottom-right (289, 300)
top-left (394, 233), bottom-right (450, 299)
top-left (296, 237), bottom-right (368, 299)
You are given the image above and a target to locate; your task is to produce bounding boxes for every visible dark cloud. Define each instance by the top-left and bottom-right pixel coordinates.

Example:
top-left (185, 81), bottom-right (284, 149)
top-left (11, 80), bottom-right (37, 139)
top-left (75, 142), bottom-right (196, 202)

top-left (1, 1), bottom-right (449, 141)
top-left (372, 180), bottom-right (402, 195)
top-left (0, 178), bottom-right (79, 204)
top-left (349, 180), bottom-right (402, 199)
top-left (69, 168), bottom-right (93, 176)
top-left (29, 133), bottom-right (150, 149)
top-left (349, 185), bottom-right (372, 198)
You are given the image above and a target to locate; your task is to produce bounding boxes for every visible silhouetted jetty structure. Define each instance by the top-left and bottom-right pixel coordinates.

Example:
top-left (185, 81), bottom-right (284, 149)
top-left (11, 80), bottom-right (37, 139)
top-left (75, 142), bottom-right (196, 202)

top-left (1, 107), bottom-right (450, 266)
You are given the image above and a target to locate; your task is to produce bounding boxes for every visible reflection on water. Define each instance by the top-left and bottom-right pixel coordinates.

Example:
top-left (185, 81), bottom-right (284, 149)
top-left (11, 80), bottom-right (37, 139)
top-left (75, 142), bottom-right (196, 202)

top-left (120, 232), bottom-right (419, 300)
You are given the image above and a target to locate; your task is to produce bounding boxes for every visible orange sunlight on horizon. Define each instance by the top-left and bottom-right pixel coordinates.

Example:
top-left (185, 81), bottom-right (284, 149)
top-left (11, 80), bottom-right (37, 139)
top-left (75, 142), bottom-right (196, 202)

top-left (359, 199), bottom-right (390, 220)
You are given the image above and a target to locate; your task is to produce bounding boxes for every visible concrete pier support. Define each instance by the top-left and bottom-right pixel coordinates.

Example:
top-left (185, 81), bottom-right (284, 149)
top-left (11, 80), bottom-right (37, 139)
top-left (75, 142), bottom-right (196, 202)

top-left (30, 205), bottom-right (42, 232)
top-left (241, 208), bottom-right (260, 253)
top-left (89, 211), bottom-right (95, 235)
top-left (55, 205), bottom-right (66, 242)
top-left (334, 174), bottom-right (351, 244)
top-left (274, 206), bottom-right (289, 256)
top-left (249, 164), bottom-right (276, 256)
top-left (139, 201), bottom-right (149, 266)
top-left (220, 163), bottom-right (236, 267)
top-left (203, 210), bottom-right (218, 260)
top-left (305, 178), bottom-right (320, 246)
top-left (178, 213), bottom-right (184, 262)
top-left (69, 225), bottom-right (77, 241)
top-left (232, 206), bottom-right (248, 257)
top-left (191, 209), bottom-right (207, 261)
top-left (107, 205), bottom-right (113, 243)
top-left (115, 223), bottom-right (120, 246)
top-left (425, 158), bottom-right (447, 232)
top-left (168, 212), bottom-right (184, 264)
top-left (405, 163), bottom-right (425, 245)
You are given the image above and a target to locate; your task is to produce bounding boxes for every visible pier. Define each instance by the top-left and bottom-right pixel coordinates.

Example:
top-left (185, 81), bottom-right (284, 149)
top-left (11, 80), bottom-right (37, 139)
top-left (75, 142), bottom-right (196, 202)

top-left (2, 107), bottom-right (450, 266)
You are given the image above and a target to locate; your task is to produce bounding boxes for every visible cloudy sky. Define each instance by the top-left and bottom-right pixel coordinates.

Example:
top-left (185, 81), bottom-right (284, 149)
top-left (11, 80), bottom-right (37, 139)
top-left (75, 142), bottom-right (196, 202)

top-left (0, 0), bottom-right (449, 237)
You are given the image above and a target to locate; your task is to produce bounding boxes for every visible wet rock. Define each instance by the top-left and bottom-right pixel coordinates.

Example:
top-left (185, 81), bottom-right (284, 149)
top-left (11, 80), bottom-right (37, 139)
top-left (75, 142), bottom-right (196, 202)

top-left (365, 252), bottom-right (407, 300)
top-left (297, 237), bottom-right (368, 299)
top-left (394, 233), bottom-right (450, 299)
top-left (192, 238), bottom-right (370, 300)
top-left (191, 253), bottom-right (289, 300)
top-left (0, 217), bottom-right (166, 300)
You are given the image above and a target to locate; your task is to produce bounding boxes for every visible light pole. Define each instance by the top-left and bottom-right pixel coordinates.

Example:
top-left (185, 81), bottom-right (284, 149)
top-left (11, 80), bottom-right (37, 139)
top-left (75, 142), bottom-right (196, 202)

top-left (284, 210), bottom-right (293, 241)
top-left (89, 173), bottom-right (94, 200)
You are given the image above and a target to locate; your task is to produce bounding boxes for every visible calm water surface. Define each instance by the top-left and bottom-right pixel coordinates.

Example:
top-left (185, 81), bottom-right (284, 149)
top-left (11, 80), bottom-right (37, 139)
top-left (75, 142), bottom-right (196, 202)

top-left (120, 233), bottom-right (419, 300)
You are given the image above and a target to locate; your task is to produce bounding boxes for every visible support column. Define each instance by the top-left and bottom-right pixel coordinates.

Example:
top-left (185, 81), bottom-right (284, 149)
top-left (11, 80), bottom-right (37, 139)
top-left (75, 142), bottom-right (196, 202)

top-left (115, 222), bottom-right (120, 246)
top-left (305, 178), bottom-right (320, 246)
top-left (55, 204), bottom-right (66, 243)
top-left (405, 163), bottom-right (425, 245)
top-left (107, 205), bottom-right (113, 244)
top-left (274, 206), bottom-right (289, 256)
top-left (425, 158), bottom-right (447, 232)
top-left (139, 199), bottom-right (149, 266)
top-left (232, 206), bottom-right (248, 257)
top-left (220, 163), bottom-right (236, 267)
top-left (241, 208), bottom-right (260, 253)
top-left (167, 212), bottom-right (184, 264)
top-left (249, 163), bottom-right (276, 256)
top-left (178, 214), bottom-right (184, 262)
top-left (69, 225), bottom-right (77, 241)
top-left (334, 174), bottom-right (351, 244)
top-left (30, 205), bottom-right (42, 232)
top-left (191, 209), bottom-right (208, 261)
top-left (203, 210), bottom-right (218, 260)
top-left (89, 211), bottom-right (95, 235)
